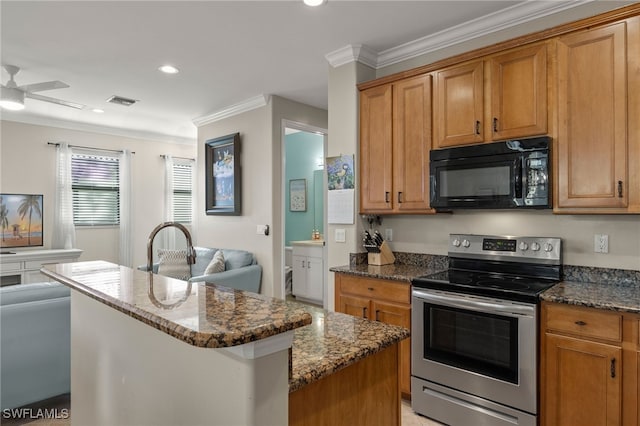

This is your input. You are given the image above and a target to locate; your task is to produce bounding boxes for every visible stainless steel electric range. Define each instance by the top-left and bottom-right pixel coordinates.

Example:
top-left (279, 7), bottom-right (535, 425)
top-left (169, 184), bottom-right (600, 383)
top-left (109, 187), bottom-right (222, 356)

top-left (411, 234), bottom-right (562, 426)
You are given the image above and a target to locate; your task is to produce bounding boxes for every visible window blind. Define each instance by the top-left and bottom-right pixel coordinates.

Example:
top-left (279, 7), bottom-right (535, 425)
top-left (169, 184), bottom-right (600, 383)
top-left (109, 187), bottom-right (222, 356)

top-left (71, 153), bottom-right (120, 226)
top-left (173, 161), bottom-right (192, 223)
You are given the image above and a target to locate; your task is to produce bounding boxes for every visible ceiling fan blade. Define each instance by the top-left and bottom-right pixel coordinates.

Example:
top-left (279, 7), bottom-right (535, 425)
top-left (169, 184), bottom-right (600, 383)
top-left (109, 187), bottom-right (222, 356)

top-left (19, 80), bottom-right (69, 93)
top-left (25, 92), bottom-right (84, 110)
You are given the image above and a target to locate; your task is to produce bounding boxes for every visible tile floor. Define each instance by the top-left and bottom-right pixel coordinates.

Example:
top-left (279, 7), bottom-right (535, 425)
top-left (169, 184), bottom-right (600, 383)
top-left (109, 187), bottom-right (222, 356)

top-left (402, 399), bottom-right (444, 426)
top-left (15, 395), bottom-right (441, 425)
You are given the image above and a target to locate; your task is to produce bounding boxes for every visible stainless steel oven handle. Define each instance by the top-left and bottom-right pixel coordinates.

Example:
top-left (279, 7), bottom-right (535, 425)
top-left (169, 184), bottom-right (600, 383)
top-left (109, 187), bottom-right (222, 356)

top-left (412, 289), bottom-right (535, 317)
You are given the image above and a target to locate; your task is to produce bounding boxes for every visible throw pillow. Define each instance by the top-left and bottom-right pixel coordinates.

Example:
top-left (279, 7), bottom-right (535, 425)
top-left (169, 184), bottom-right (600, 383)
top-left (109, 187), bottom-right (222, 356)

top-left (204, 250), bottom-right (226, 275)
top-left (157, 248), bottom-right (191, 280)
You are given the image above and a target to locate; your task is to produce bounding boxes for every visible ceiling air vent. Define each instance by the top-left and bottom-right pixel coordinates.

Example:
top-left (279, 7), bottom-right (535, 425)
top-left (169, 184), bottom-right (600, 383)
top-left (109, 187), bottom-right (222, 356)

top-left (106, 95), bottom-right (138, 107)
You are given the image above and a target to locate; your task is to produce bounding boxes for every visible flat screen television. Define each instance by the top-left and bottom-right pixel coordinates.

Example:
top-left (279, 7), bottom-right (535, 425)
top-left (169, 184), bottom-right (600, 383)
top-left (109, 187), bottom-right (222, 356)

top-left (0, 193), bottom-right (44, 249)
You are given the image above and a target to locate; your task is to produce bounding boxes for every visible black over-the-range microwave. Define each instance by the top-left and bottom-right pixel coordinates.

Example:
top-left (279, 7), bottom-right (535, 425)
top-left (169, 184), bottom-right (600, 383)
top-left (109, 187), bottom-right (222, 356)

top-left (429, 136), bottom-right (551, 210)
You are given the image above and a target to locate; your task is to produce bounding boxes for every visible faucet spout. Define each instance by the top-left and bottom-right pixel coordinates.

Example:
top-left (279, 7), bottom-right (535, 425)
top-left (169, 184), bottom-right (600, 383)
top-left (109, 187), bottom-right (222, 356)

top-left (147, 222), bottom-right (196, 272)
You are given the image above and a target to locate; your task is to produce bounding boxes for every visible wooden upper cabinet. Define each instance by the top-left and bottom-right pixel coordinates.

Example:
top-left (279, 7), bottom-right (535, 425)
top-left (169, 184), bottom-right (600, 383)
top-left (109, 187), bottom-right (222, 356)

top-left (555, 22), bottom-right (628, 210)
top-left (488, 43), bottom-right (547, 140)
top-left (360, 84), bottom-right (393, 212)
top-left (392, 74), bottom-right (432, 212)
top-left (434, 60), bottom-right (484, 148)
top-left (433, 44), bottom-right (548, 149)
top-left (359, 74), bottom-right (433, 214)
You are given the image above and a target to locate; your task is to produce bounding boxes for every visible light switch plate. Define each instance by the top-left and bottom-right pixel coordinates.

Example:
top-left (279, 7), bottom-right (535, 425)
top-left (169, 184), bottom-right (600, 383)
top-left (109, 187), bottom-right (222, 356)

top-left (335, 228), bottom-right (346, 243)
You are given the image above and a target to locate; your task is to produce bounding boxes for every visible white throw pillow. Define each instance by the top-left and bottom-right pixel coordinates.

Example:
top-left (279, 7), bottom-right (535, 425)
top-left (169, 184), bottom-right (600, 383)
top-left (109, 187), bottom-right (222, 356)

top-left (204, 250), bottom-right (226, 275)
top-left (157, 248), bottom-right (191, 280)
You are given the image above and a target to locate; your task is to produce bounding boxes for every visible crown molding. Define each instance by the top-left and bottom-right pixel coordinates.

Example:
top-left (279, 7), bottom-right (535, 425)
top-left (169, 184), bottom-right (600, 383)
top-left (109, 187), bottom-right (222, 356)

top-left (376, 0), bottom-right (595, 68)
top-left (192, 94), bottom-right (270, 127)
top-left (0, 114), bottom-right (196, 145)
top-left (327, 0), bottom-right (595, 69)
top-left (325, 44), bottom-right (378, 68)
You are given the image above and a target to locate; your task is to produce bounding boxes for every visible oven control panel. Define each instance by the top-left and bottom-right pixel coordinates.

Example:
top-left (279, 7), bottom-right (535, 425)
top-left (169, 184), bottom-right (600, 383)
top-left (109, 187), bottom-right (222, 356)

top-left (450, 234), bottom-right (561, 264)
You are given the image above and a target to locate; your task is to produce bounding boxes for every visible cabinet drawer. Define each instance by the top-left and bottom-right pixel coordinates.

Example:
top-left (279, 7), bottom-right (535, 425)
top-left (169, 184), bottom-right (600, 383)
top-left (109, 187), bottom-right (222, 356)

top-left (0, 261), bottom-right (22, 272)
top-left (545, 303), bottom-right (622, 343)
top-left (338, 274), bottom-right (410, 304)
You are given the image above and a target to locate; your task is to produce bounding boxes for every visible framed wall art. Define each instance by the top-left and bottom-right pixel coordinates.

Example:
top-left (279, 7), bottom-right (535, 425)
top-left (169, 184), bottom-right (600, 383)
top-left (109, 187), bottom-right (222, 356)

top-left (289, 179), bottom-right (306, 212)
top-left (205, 133), bottom-right (241, 215)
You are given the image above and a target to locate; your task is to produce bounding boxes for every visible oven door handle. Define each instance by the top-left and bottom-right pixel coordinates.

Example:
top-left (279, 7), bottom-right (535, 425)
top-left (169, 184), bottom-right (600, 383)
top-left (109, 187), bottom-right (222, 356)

top-left (412, 289), bottom-right (535, 317)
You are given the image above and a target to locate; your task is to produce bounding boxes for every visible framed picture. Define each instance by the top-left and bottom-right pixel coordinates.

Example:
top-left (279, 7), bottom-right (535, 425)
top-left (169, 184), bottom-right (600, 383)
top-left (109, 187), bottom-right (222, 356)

top-left (289, 179), bottom-right (307, 212)
top-left (205, 133), bottom-right (241, 215)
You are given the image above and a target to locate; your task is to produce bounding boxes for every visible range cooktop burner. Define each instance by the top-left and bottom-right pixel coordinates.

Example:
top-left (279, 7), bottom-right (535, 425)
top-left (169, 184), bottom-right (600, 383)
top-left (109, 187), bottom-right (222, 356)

top-left (412, 269), bottom-right (559, 303)
top-left (411, 233), bottom-right (562, 303)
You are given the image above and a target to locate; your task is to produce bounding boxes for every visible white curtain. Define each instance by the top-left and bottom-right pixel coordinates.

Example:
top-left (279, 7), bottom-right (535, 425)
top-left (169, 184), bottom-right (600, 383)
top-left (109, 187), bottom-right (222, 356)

top-left (162, 155), bottom-right (176, 249)
top-left (189, 158), bottom-right (197, 245)
top-left (119, 149), bottom-right (133, 267)
top-left (52, 143), bottom-right (76, 249)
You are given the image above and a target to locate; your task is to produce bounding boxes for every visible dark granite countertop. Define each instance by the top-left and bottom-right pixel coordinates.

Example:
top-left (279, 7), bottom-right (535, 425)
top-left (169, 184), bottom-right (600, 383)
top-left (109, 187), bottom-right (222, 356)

top-left (289, 304), bottom-right (410, 393)
top-left (541, 280), bottom-right (640, 314)
top-left (42, 260), bottom-right (411, 393)
top-left (42, 261), bottom-right (313, 348)
top-left (330, 254), bottom-right (447, 282)
top-left (329, 263), bottom-right (430, 282)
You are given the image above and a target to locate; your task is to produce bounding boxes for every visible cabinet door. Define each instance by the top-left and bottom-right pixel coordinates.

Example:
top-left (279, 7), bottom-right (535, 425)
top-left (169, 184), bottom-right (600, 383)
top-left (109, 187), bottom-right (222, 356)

top-left (291, 254), bottom-right (307, 298)
top-left (556, 22), bottom-right (628, 209)
top-left (393, 74), bottom-right (432, 212)
top-left (338, 294), bottom-right (370, 319)
top-left (434, 60), bottom-right (484, 148)
top-left (360, 84), bottom-right (393, 212)
top-left (544, 333), bottom-right (621, 426)
top-left (305, 255), bottom-right (323, 302)
top-left (489, 43), bottom-right (547, 140)
top-left (372, 300), bottom-right (411, 396)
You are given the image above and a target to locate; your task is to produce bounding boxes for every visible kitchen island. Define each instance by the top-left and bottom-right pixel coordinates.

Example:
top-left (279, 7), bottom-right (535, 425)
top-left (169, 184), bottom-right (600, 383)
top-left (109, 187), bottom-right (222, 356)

top-left (42, 261), bottom-right (409, 426)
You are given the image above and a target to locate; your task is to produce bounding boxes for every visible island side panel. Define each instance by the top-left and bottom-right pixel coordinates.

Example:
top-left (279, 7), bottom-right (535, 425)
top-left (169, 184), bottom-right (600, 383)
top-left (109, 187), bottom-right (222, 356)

top-left (70, 291), bottom-right (289, 426)
top-left (288, 343), bottom-right (400, 426)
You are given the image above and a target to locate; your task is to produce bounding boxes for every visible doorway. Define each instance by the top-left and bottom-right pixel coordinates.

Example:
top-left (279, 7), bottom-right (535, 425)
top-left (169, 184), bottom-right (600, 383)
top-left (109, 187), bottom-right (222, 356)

top-left (281, 120), bottom-right (327, 307)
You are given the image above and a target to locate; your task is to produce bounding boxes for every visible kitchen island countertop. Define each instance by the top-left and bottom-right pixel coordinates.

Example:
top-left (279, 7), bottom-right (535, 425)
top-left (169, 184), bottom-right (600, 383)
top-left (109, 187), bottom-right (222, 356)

top-left (42, 260), bottom-right (410, 394)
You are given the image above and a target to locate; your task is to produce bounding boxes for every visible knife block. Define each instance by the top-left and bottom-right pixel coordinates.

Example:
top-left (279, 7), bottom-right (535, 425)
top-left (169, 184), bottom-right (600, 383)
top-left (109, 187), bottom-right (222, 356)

top-left (368, 241), bottom-right (395, 266)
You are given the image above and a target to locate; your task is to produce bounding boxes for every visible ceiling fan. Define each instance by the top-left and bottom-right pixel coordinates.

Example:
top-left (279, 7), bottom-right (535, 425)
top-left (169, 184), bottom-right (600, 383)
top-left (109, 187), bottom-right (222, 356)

top-left (1, 64), bottom-right (84, 111)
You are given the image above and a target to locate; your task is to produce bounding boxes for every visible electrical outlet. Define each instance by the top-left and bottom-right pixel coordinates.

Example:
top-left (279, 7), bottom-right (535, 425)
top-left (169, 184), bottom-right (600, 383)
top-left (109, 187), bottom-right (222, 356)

top-left (385, 228), bottom-right (393, 242)
top-left (594, 234), bottom-right (609, 253)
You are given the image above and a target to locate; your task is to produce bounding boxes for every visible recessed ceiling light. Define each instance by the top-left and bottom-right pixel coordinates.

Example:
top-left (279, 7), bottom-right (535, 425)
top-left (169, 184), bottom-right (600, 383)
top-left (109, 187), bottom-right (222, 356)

top-left (304, 0), bottom-right (326, 6)
top-left (92, 108), bottom-right (104, 113)
top-left (159, 65), bottom-right (179, 74)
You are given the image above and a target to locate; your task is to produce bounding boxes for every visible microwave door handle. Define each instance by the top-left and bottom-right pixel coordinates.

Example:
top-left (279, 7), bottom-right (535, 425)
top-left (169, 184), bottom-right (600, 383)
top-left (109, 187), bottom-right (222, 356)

top-left (514, 159), bottom-right (523, 199)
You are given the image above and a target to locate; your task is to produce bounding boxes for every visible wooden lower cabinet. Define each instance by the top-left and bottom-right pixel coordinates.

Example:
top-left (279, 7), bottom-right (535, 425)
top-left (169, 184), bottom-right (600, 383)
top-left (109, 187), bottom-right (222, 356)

top-left (335, 273), bottom-right (411, 397)
top-left (289, 343), bottom-right (400, 426)
top-left (541, 302), bottom-right (639, 426)
top-left (544, 334), bottom-right (621, 425)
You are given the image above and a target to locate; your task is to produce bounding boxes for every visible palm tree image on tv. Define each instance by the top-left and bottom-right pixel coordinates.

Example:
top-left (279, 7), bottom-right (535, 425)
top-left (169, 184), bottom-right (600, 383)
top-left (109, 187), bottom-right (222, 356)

top-left (18, 195), bottom-right (43, 246)
top-left (0, 198), bottom-right (9, 243)
top-left (0, 194), bottom-right (44, 249)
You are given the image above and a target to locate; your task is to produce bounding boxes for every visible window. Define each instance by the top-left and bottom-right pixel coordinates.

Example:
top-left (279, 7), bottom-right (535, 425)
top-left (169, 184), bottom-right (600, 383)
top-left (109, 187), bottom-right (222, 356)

top-left (172, 161), bottom-right (193, 223)
top-left (71, 152), bottom-right (120, 226)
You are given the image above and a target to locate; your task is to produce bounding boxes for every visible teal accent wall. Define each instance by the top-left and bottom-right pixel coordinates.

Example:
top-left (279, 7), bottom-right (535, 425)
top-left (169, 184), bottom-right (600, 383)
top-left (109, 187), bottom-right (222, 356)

top-left (285, 131), bottom-right (324, 246)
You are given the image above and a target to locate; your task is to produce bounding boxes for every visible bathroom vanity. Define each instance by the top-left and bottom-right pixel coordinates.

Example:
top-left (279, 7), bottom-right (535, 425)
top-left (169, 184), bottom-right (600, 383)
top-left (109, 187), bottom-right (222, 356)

top-left (291, 240), bottom-right (325, 304)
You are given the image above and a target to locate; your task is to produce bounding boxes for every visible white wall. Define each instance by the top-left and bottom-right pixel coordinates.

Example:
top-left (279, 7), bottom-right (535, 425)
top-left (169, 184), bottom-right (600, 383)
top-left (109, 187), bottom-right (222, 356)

top-left (0, 120), bottom-right (196, 267)
top-left (195, 96), bottom-right (327, 298)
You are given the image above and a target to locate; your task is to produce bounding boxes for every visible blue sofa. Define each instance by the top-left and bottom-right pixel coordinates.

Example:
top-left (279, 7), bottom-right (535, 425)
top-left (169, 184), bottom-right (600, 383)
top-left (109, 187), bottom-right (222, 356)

top-left (0, 282), bottom-right (71, 409)
top-left (142, 247), bottom-right (262, 293)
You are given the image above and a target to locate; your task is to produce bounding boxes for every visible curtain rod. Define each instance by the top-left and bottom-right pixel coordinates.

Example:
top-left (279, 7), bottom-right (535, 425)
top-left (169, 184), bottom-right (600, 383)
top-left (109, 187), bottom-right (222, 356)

top-left (160, 154), bottom-right (195, 161)
top-left (47, 142), bottom-right (135, 155)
